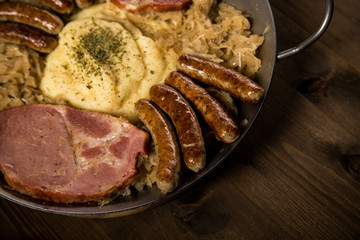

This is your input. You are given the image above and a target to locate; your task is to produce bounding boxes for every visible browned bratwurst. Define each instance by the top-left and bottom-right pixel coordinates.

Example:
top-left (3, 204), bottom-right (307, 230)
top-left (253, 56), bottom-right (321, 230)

top-left (75, 0), bottom-right (94, 9)
top-left (34, 0), bottom-right (74, 14)
top-left (135, 99), bottom-right (181, 194)
top-left (177, 54), bottom-right (265, 104)
top-left (0, 22), bottom-right (57, 53)
top-left (165, 71), bottom-right (240, 143)
top-left (150, 84), bottom-right (206, 173)
top-left (0, 2), bottom-right (64, 35)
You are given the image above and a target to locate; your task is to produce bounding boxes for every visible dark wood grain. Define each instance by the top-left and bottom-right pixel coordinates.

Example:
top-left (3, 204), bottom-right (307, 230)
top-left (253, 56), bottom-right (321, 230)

top-left (1, 0), bottom-right (360, 239)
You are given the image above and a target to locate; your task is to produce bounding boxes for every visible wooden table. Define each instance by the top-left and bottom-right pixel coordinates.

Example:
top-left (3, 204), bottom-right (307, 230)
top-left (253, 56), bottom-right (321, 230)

top-left (1, 0), bottom-right (359, 239)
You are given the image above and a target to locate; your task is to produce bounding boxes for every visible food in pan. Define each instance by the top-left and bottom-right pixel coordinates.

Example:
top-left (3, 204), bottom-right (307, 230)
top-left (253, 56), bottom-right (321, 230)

top-left (0, 0), bottom-right (265, 203)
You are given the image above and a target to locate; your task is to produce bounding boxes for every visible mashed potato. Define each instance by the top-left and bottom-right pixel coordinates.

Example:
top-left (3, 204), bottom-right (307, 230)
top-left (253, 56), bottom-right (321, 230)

top-left (41, 17), bottom-right (176, 122)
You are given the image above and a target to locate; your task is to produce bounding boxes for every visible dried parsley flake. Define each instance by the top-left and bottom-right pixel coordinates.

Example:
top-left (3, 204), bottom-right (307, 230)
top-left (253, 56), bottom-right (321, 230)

top-left (79, 25), bottom-right (126, 65)
top-left (71, 21), bottom-right (128, 80)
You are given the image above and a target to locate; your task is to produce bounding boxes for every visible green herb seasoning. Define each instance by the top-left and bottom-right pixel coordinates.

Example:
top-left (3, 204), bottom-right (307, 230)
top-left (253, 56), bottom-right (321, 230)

top-left (70, 21), bottom-right (128, 80)
top-left (79, 25), bottom-right (125, 65)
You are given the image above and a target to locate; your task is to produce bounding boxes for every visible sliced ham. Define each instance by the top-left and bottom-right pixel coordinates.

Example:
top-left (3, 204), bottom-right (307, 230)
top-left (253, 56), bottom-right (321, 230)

top-left (0, 104), bottom-right (149, 203)
top-left (110, 0), bottom-right (193, 13)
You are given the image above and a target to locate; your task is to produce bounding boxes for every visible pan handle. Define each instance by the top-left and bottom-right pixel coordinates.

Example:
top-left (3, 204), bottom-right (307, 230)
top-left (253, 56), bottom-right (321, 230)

top-left (276, 0), bottom-right (334, 61)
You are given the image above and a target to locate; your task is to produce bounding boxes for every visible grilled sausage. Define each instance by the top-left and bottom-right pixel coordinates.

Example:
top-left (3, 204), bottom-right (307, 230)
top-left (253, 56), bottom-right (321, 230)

top-left (150, 84), bottom-right (206, 173)
top-left (75, 0), bottom-right (93, 9)
top-left (165, 71), bottom-right (240, 143)
top-left (0, 22), bottom-right (57, 53)
top-left (177, 54), bottom-right (265, 104)
top-left (135, 99), bottom-right (181, 194)
top-left (0, 2), bottom-right (64, 35)
top-left (33, 0), bottom-right (74, 14)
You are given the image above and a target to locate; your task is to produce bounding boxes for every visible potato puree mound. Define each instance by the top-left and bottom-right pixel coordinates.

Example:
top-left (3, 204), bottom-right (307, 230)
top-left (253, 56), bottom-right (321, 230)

top-left (41, 18), bottom-right (175, 122)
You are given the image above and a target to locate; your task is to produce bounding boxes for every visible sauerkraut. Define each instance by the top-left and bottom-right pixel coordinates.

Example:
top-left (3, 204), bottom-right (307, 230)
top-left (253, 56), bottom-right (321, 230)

top-left (0, 42), bottom-right (64, 111)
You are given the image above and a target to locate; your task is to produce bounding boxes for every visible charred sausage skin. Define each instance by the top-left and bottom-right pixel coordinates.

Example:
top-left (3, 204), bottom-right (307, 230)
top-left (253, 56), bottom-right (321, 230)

top-left (0, 22), bottom-right (57, 53)
top-left (135, 99), bottom-right (181, 194)
top-left (177, 54), bottom-right (265, 104)
top-left (0, 2), bottom-right (64, 35)
top-left (165, 71), bottom-right (240, 143)
top-left (150, 84), bottom-right (206, 173)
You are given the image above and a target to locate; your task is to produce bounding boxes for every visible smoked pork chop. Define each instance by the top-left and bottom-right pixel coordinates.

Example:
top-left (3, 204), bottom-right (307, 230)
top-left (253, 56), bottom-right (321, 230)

top-left (0, 104), bottom-right (149, 203)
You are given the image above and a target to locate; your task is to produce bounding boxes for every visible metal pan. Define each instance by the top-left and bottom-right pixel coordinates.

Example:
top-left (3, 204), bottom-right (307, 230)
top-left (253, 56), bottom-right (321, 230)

top-left (0, 0), bottom-right (333, 217)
